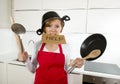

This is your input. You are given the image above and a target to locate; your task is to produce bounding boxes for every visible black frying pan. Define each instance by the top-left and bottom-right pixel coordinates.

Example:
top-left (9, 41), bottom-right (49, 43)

top-left (67, 33), bottom-right (107, 73)
top-left (80, 33), bottom-right (107, 60)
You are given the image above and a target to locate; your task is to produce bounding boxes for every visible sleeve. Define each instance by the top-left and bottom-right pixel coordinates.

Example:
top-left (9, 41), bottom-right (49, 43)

top-left (62, 44), bottom-right (73, 71)
top-left (26, 41), bottom-right (41, 73)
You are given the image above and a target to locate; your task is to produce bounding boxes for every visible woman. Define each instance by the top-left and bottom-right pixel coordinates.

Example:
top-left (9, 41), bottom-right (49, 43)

top-left (24, 11), bottom-right (84, 84)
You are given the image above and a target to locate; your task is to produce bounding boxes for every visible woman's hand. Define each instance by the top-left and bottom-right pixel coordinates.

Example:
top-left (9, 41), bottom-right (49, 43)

top-left (68, 58), bottom-right (84, 68)
top-left (73, 58), bottom-right (84, 68)
top-left (18, 51), bottom-right (29, 62)
top-left (23, 51), bottom-right (29, 61)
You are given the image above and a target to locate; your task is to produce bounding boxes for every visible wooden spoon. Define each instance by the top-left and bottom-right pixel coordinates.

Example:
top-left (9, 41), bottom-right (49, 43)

top-left (83, 49), bottom-right (101, 60)
top-left (67, 49), bottom-right (101, 73)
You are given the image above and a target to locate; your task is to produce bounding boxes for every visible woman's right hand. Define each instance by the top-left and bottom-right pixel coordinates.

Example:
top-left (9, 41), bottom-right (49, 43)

top-left (23, 51), bottom-right (29, 61)
top-left (18, 51), bottom-right (29, 62)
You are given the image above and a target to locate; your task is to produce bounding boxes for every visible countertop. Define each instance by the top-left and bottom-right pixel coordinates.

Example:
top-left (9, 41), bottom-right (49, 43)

top-left (0, 53), bottom-right (120, 80)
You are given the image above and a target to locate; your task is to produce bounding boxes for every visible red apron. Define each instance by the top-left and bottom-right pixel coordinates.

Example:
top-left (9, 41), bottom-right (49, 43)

top-left (34, 43), bottom-right (68, 84)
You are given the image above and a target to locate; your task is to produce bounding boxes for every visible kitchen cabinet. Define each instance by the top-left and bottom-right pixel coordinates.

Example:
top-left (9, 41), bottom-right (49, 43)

top-left (13, 0), bottom-right (42, 10)
top-left (43, 0), bottom-right (87, 9)
top-left (88, 0), bottom-right (120, 9)
top-left (0, 0), bottom-right (11, 28)
top-left (68, 73), bottom-right (83, 84)
top-left (87, 9), bottom-right (120, 33)
top-left (14, 10), bottom-right (87, 33)
top-left (13, 11), bottom-right (42, 31)
top-left (0, 62), bottom-right (7, 84)
top-left (0, 62), bottom-right (4, 84)
top-left (7, 63), bottom-right (34, 84)
top-left (13, 0), bottom-right (87, 10)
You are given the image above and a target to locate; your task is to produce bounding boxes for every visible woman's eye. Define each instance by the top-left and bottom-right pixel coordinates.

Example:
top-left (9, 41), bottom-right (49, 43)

top-left (55, 25), bottom-right (59, 28)
top-left (47, 25), bottom-right (51, 28)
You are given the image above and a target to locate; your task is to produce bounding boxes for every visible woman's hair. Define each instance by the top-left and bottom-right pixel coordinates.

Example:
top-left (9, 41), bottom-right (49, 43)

top-left (43, 18), bottom-right (64, 33)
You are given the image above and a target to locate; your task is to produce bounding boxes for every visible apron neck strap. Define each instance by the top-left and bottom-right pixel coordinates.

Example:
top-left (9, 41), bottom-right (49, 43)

top-left (40, 43), bottom-right (45, 51)
top-left (59, 44), bottom-right (63, 54)
top-left (40, 43), bottom-right (63, 54)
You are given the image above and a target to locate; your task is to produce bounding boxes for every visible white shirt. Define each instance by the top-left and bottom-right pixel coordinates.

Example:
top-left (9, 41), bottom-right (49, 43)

top-left (26, 41), bottom-right (72, 73)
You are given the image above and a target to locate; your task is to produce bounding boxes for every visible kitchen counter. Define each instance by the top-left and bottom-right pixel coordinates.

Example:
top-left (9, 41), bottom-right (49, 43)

top-left (73, 61), bottom-right (120, 80)
top-left (0, 53), bottom-right (120, 80)
top-left (8, 60), bottom-right (120, 80)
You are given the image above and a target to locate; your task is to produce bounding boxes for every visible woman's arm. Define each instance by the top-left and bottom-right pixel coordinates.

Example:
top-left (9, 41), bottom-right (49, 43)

top-left (26, 41), bottom-right (41, 73)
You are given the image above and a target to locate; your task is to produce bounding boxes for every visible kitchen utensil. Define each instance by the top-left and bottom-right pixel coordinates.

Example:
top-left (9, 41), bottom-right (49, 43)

top-left (67, 33), bottom-right (107, 73)
top-left (10, 16), bottom-right (26, 62)
top-left (10, 16), bottom-right (26, 34)
top-left (11, 23), bottom-right (26, 34)
top-left (67, 49), bottom-right (101, 73)
top-left (80, 33), bottom-right (107, 61)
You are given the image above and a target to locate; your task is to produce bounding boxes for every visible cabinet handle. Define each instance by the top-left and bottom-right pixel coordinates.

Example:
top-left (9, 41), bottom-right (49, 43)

top-left (102, 80), bottom-right (106, 84)
top-left (114, 82), bottom-right (117, 84)
top-left (93, 77), bottom-right (95, 81)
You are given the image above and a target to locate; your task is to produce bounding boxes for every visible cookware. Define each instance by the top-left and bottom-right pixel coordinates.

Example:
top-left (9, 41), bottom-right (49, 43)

top-left (80, 33), bottom-right (107, 61)
top-left (67, 33), bottom-right (107, 73)
top-left (10, 16), bottom-right (26, 34)
top-left (10, 16), bottom-right (26, 62)
top-left (11, 23), bottom-right (26, 34)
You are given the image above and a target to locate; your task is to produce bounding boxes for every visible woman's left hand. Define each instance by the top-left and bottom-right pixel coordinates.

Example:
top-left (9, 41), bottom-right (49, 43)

top-left (73, 58), bottom-right (84, 68)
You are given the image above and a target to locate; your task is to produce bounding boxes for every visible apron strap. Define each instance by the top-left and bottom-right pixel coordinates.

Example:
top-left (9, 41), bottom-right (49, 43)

top-left (59, 44), bottom-right (63, 54)
top-left (40, 43), bottom-right (45, 51)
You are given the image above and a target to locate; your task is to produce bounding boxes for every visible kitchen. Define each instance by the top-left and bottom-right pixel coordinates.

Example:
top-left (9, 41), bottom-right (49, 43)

top-left (0, 0), bottom-right (120, 84)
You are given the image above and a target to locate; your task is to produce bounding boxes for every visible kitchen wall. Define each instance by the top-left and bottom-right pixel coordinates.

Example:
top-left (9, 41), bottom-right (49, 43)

top-left (0, 29), bottom-right (18, 55)
top-left (0, 0), bottom-right (120, 67)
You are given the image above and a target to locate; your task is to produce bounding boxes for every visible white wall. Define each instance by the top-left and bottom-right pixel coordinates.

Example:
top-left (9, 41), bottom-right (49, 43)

top-left (0, 29), bottom-right (18, 54)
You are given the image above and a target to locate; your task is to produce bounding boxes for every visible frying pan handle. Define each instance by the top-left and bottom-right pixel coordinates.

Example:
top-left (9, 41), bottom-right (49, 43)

top-left (67, 64), bottom-right (76, 74)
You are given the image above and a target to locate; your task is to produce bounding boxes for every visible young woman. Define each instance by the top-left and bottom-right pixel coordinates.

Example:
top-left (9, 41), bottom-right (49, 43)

top-left (24, 11), bottom-right (84, 84)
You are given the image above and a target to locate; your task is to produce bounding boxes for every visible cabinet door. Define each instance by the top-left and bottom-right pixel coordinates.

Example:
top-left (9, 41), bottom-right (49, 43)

top-left (43, 10), bottom-right (87, 33)
top-left (88, 0), bottom-right (120, 8)
top-left (87, 9), bottom-right (120, 33)
top-left (68, 74), bottom-right (83, 84)
top-left (0, 62), bottom-right (7, 84)
top-left (0, 0), bottom-right (11, 28)
top-left (0, 62), bottom-right (4, 84)
top-left (13, 0), bottom-right (42, 10)
top-left (14, 11), bottom-right (42, 31)
top-left (7, 64), bottom-right (34, 84)
top-left (43, 0), bottom-right (87, 9)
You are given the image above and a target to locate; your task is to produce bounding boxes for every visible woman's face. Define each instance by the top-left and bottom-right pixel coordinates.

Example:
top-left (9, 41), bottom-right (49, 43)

top-left (45, 19), bottom-right (63, 35)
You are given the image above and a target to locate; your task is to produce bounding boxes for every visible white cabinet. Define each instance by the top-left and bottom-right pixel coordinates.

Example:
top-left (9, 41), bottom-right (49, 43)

top-left (14, 10), bottom-right (87, 32)
top-left (14, 11), bottom-right (42, 31)
top-left (0, 62), bottom-right (7, 84)
top-left (7, 63), bottom-right (34, 84)
top-left (68, 73), bottom-right (83, 84)
top-left (0, 0), bottom-right (11, 28)
top-left (43, 0), bottom-right (87, 9)
top-left (87, 9), bottom-right (120, 33)
top-left (88, 0), bottom-right (120, 8)
top-left (0, 62), bottom-right (4, 84)
top-left (13, 0), bottom-right (42, 10)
